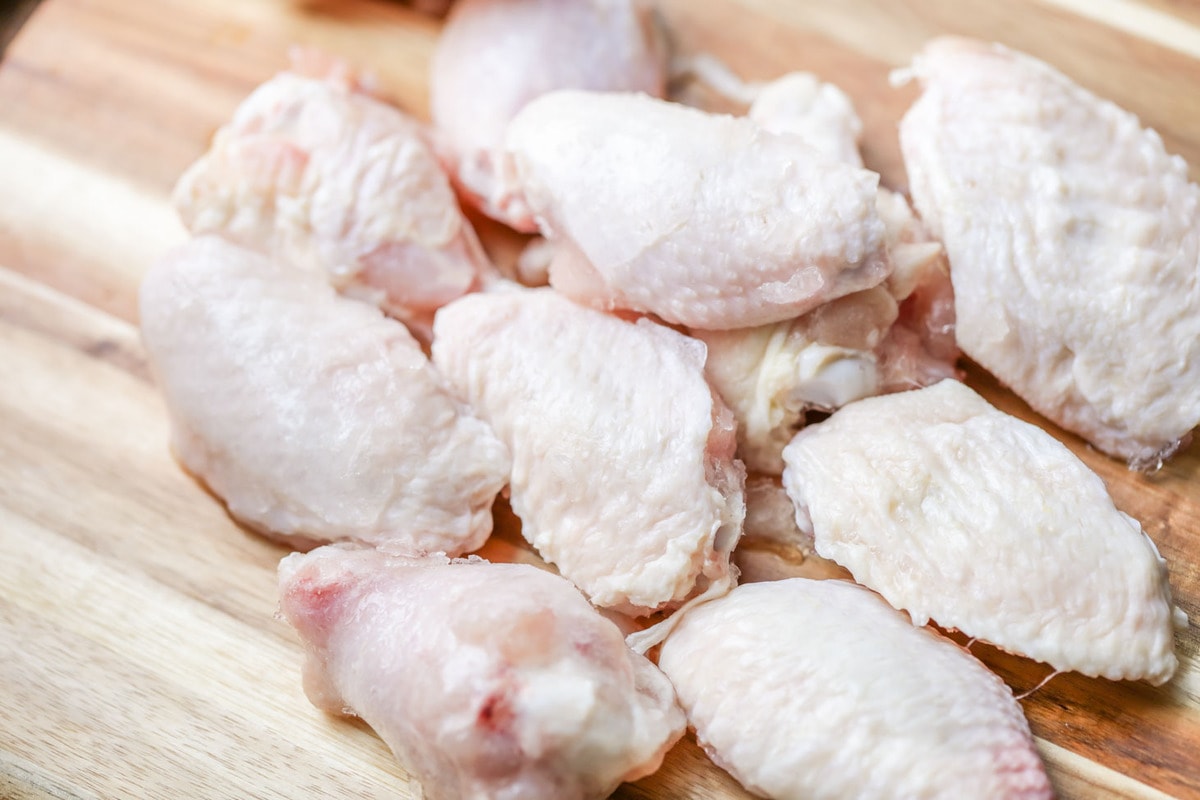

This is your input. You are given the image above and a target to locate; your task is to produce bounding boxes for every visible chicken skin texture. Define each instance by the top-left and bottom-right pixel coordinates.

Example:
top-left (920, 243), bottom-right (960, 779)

top-left (279, 545), bottom-right (685, 800)
top-left (748, 71), bottom-right (865, 167)
top-left (431, 0), bottom-right (667, 230)
top-left (504, 91), bottom-right (890, 329)
top-left (749, 70), bottom-right (956, 383)
top-left (173, 68), bottom-right (491, 323)
top-left (781, 380), bottom-right (1182, 684)
top-left (900, 37), bottom-right (1200, 468)
top-left (693, 74), bottom-right (956, 473)
top-left (659, 579), bottom-right (1053, 800)
top-left (432, 288), bottom-right (745, 615)
top-left (139, 236), bottom-right (510, 554)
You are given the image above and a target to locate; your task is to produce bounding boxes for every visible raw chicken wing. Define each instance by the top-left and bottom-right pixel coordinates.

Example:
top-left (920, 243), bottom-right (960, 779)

top-left (748, 71), bottom-right (864, 167)
top-left (505, 91), bottom-right (891, 329)
top-left (432, 288), bottom-right (745, 614)
top-left (900, 37), bottom-right (1200, 468)
top-left (139, 236), bottom-right (510, 554)
top-left (781, 379), bottom-right (1183, 684)
top-left (279, 545), bottom-right (685, 800)
top-left (692, 73), bottom-right (957, 472)
top-left (658, 579), bottom-right (1053, 800)
top-left (746, 70), bottom-right (956, 381)
top-left (174, 65), bottom-right (491, 323)
top-left (431, 0), bottom-right (667, 230)
top-left (695, 230), bottom-right (955, 474)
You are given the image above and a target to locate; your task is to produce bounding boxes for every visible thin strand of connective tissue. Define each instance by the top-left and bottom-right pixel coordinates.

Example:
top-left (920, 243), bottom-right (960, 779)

top-left (1015, 670), bottom-right (1062, 701)
top-left (668, 53), bottom-right (763, 106)
top-left (625, 575), bottom-right (735, 655)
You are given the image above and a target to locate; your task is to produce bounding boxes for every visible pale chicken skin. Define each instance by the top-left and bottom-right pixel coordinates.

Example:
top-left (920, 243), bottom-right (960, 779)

top-left (781, 380), bottom-right (1183, 684)
top-left (432, 288), bottom-right (745, 615)
top-left (431, 0), bottom-right (667, 230)
top-left (745, 69), bottom-right (956, 378)
top-left (659, 579), bottom-right (1052, 800)
top-left (744, 68), bottom-right (950, 290)
top-left (279, 545), bottom-right (685, 800)
top-left (504, 91), bottom-right (891, 330)
top-left (748, 71), bottom-right (865, 167)
top-left (900, 37), bottom-right (1200, 468)
top-left (139, 236), bottom-right (510, 554)
top-left (692, 72), bottom-right (956, 473)
top-left (174, 67), bottom-right (491, 323)
top-left (744, 70), bottom-right (956, 381)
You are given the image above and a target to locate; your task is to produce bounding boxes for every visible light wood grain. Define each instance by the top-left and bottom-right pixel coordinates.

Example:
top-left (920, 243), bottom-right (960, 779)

top-left (1, 1), bottom-right (1198, 798)
top-left (1037, 0), bottom-right (1200, 60)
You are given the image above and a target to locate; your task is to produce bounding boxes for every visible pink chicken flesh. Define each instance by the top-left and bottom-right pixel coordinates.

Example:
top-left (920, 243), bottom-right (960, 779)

top-left (139, 236), bottom-right (509, 554)
top-left (278, 545), bottom-right (686, 800)
top-left (504, 90), bottom-right (891, 330)
top-left (430, 0), bottom-right (667, 230)
top-left (692, 285), bottom-right (897, 474)
top-left (174, 63), bottom-right (491, 325)
top-left (432, 288), bottom-right (745, 615)
top-left (873, 186), bottom-right (958, 391)
top-left (659, 579), bottom-right (1053, 800)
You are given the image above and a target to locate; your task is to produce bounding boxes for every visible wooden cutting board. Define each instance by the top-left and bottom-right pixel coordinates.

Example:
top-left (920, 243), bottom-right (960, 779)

top-left (1, 1), bottom-right (1197, 798)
